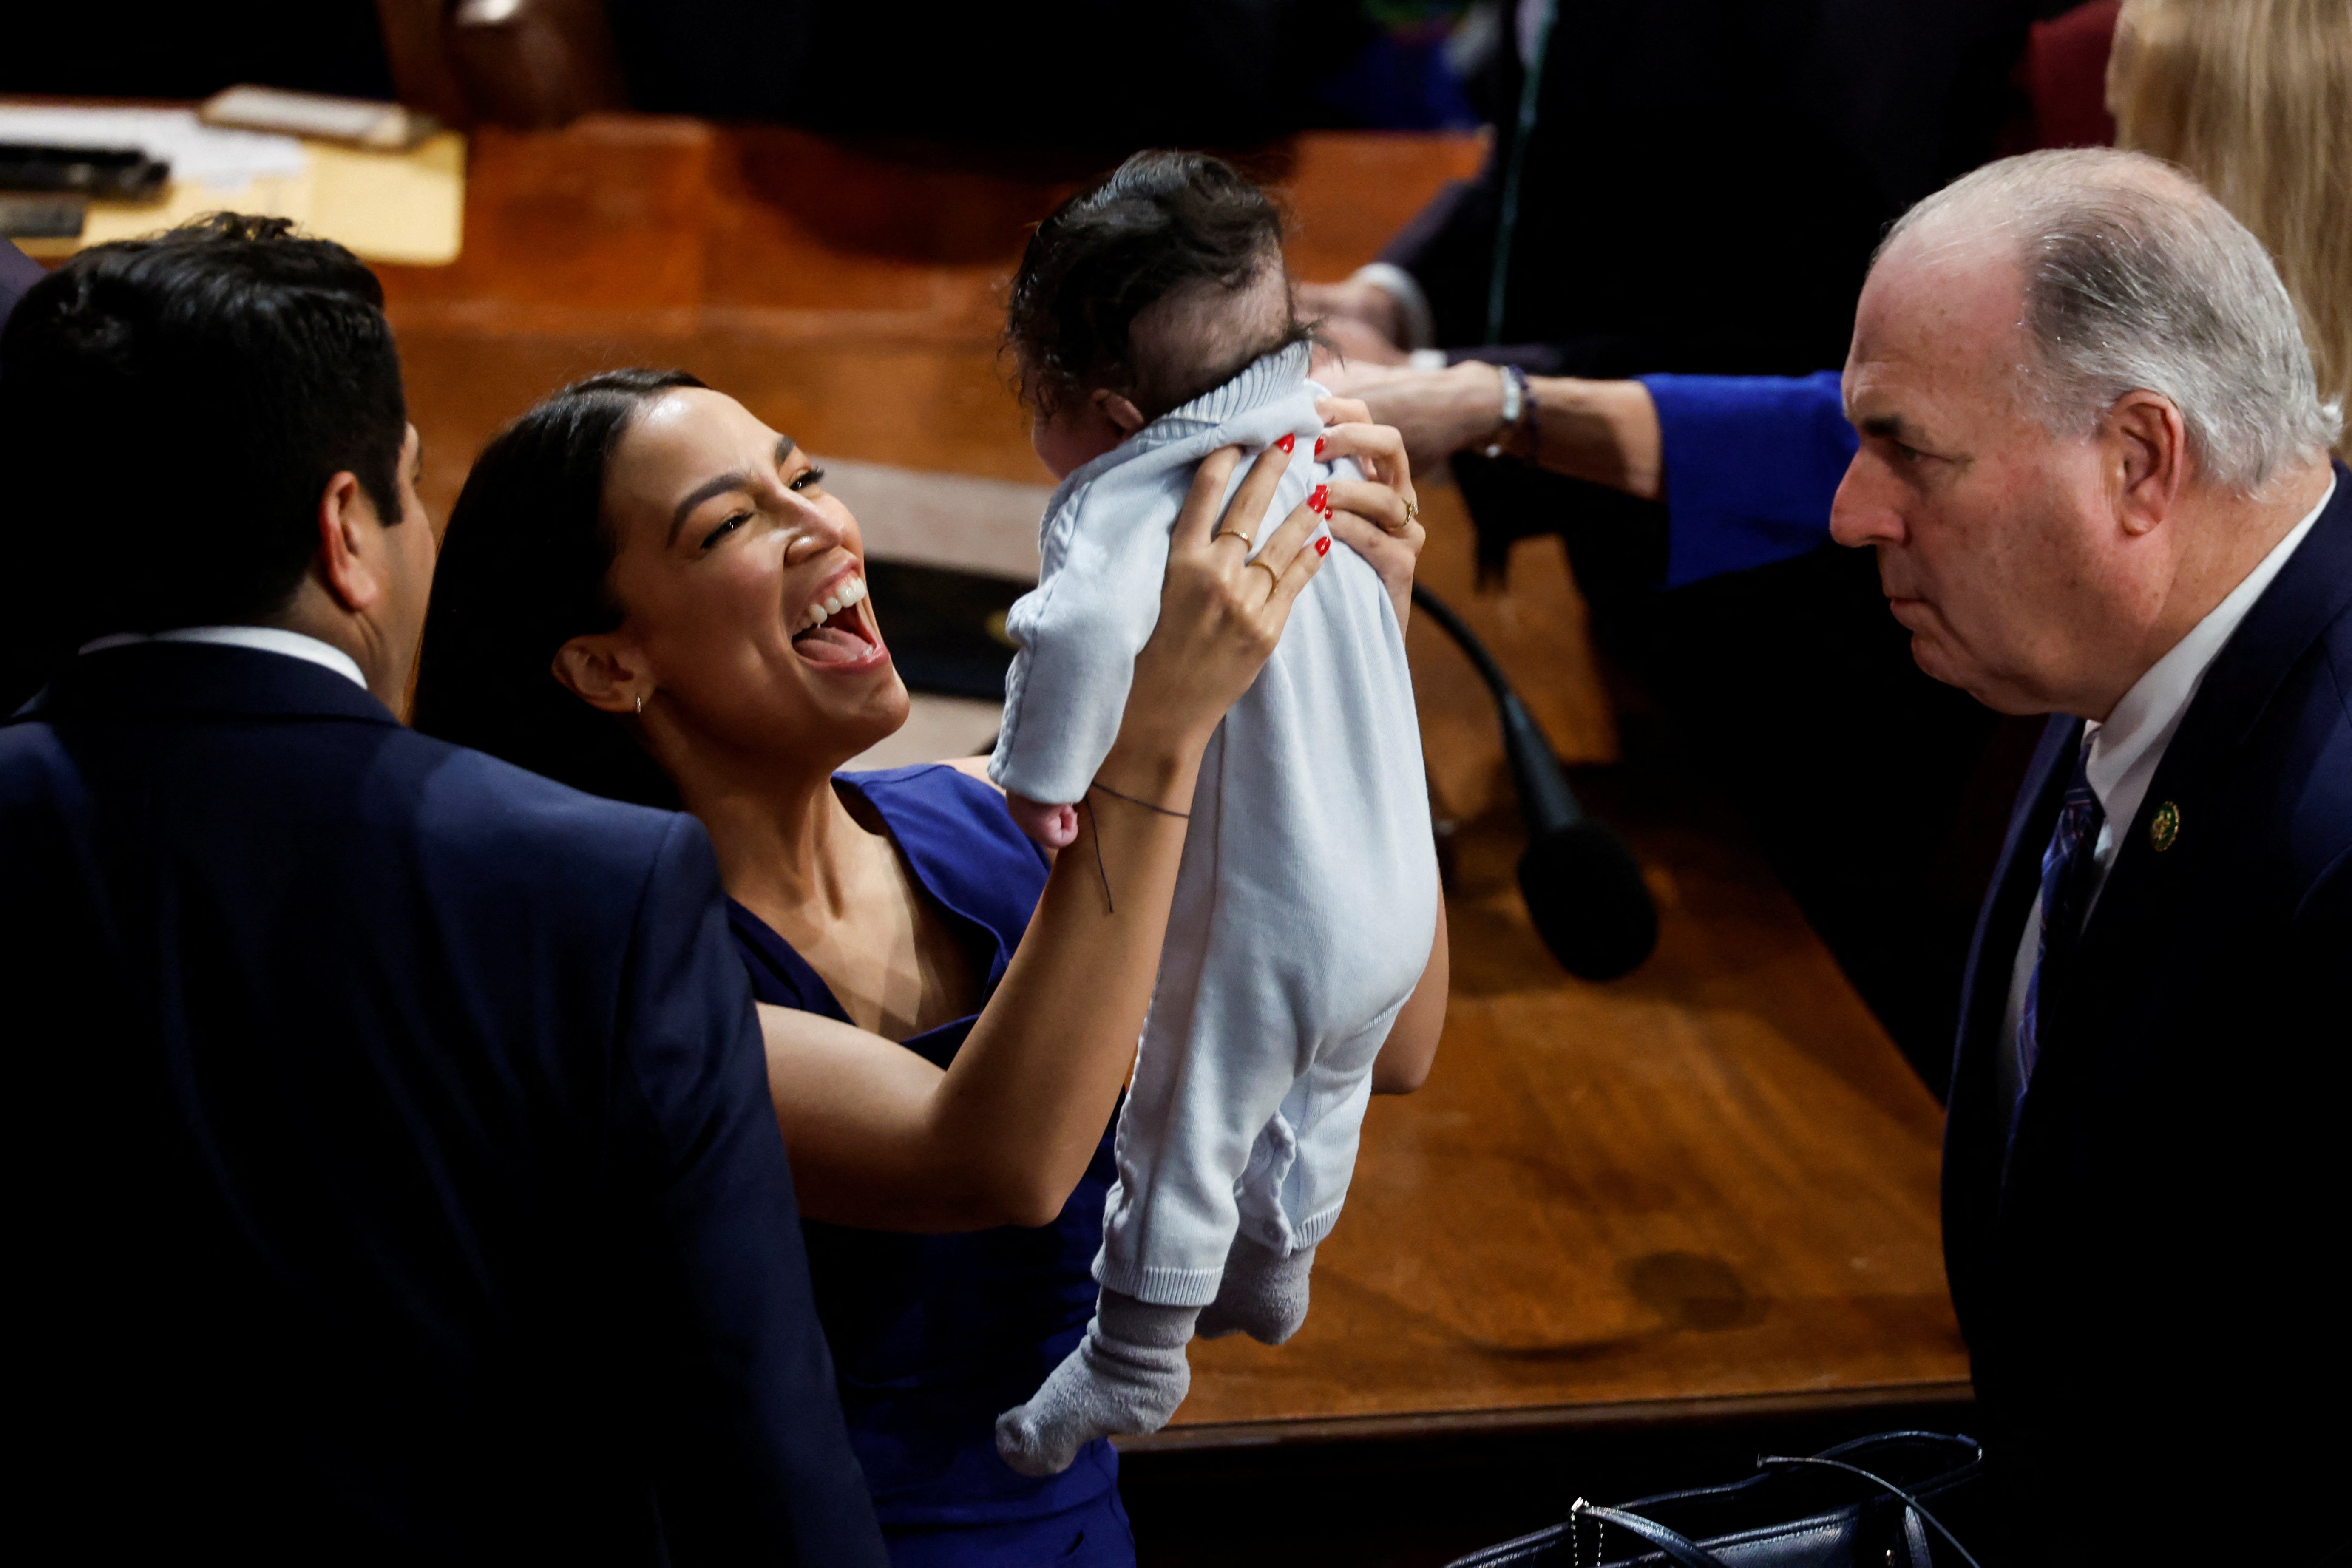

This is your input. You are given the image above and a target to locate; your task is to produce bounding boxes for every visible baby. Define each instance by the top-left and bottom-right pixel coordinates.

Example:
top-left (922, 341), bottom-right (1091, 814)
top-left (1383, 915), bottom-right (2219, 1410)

top-left (989, 152), bottom-right (1438, 1475)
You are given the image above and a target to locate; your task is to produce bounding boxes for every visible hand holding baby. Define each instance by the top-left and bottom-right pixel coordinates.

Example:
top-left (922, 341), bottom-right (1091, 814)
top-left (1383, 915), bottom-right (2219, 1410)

top-left (1005, 434), bottom-right (1339, 848)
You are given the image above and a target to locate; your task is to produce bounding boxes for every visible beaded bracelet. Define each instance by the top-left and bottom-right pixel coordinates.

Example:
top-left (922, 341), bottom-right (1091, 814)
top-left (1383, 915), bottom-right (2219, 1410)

top-left (1089, 779), bottom-right (1189, 819)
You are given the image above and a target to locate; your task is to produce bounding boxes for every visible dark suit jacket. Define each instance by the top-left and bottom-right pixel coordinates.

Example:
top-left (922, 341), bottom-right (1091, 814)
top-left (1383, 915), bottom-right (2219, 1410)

top-left (1, 644), bottom-right (886, 1565)
top-left (1385, 0), bottom-right (2056, 377)
top-left (1944, 466), bottom-right (2352, 1559)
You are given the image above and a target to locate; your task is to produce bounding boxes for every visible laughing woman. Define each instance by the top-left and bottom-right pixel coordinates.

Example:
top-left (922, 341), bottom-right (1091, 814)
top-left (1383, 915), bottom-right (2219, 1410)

top-left (410, 371), bottom-right (1444, 1567)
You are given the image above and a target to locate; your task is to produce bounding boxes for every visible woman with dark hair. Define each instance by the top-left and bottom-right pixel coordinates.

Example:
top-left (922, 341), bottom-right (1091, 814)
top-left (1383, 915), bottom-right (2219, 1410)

top-left (412, 370), bottom-right (1436, 1566)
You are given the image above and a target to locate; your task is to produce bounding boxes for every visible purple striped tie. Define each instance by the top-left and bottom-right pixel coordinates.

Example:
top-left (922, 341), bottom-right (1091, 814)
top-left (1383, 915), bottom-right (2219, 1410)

top-left (2016, 742), bottom-right (2103, 1107)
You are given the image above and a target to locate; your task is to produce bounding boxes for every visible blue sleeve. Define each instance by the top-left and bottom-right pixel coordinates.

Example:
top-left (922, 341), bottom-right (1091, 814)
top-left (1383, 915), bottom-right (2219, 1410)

top-left (1635, 370), bottom-right (1856, 589)
top-left (616, 815), bottom-right (887, 1566)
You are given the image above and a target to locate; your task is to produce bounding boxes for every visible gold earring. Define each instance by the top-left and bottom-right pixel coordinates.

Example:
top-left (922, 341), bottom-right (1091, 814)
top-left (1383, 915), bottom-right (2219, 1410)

top-left (635, 692), bottom-right (645, 715)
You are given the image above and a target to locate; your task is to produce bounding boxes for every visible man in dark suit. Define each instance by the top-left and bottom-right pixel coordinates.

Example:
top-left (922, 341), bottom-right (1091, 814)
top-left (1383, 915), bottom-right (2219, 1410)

top-left (1829, 150), bottom-right (2349, 1560)
top-left (1317, 0), bottom-right (2059, 377)
top-left (0, 216), bottom-right (886, 1563)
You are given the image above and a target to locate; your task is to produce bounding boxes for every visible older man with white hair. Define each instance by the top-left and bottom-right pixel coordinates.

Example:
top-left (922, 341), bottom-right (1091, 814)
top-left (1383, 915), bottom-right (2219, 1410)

top-left (1830, 147), bottom-right (2348, 1557)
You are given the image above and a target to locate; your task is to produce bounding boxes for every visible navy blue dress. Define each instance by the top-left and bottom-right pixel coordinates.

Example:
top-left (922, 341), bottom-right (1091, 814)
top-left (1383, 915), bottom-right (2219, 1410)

top-left (729, 764), bottom-right (1132, 1568)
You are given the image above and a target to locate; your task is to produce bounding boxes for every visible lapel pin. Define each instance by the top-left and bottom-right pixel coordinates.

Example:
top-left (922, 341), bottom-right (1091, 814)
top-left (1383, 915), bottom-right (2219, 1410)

top-left (2149, 800), bottom-right (2181, 853)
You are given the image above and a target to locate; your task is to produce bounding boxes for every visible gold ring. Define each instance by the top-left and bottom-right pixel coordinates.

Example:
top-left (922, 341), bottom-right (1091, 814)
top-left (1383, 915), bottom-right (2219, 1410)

top-left (1214, 527), bottom-right (1254, 548)
top-left (1403, 497), bottom-right (1420, 525)
top-left (1246, 559), bottom-right (1280, 588)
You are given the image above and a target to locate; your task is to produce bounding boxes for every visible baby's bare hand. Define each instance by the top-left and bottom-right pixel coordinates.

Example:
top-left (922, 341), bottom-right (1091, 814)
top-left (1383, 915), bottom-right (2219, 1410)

top-left (1006, 792), bottom-right (1081, 850)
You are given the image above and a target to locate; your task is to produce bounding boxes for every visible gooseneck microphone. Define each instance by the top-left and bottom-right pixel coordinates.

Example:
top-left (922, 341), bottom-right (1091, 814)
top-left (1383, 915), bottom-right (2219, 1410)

top-left (1412, 583), bottom-right (1659, 981)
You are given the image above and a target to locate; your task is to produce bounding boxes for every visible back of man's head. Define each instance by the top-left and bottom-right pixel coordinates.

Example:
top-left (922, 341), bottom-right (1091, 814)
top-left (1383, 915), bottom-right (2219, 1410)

top-left (0, 215), bottom-right (406, 688)
top-left (1878, 147), bottom-right (2341, 496)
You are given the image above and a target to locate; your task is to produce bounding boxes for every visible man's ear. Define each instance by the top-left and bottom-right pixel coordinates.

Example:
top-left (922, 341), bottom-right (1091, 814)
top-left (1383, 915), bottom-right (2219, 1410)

top-left (2108, 390), bottom-right (2190, 539)
top-left (1094, 388), bottom-right (1147, 437)
top-left (551, 633), bottom-right (650, 716)
top-left (315, 471), bottom-right (386, 614)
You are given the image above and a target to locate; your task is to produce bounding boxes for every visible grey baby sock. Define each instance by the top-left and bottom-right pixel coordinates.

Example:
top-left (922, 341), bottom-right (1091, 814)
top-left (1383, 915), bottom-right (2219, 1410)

top-left (1196, 1234), bottom-right (1316, 1345)
top-left (994, 1290), bottom-right (1196, 1477)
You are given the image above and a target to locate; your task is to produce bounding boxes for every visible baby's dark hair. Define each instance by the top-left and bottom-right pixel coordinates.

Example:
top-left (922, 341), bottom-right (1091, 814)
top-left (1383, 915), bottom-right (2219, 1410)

top-left (1007, 150), bottom-right (1309, 421)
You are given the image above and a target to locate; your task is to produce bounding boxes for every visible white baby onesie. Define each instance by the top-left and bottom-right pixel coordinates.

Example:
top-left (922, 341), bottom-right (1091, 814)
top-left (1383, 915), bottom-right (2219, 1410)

top-left (990, 342), bottom-right (1438, 1309)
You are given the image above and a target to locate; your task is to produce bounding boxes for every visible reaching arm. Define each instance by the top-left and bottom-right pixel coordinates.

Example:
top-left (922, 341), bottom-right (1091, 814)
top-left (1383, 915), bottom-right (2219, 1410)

top-left (1340, 361), bottom-right (1665, 496)
top-left (1345, 365), bottom-right (1866, 590)
top-left (764, 445), bottom-right (1336, 1232)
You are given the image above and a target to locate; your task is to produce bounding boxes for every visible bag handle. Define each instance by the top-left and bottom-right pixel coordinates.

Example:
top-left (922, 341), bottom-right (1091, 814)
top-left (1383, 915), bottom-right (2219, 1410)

top-left (1572, 1455), bottom-right (1976, 1568)
top-left (1567, 1499), bottom-right (1728, 1568)
top-left (1755, 1454), bottom-right (1983, 1568)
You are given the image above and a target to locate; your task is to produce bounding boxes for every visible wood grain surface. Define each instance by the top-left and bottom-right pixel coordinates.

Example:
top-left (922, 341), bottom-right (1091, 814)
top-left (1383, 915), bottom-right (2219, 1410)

top-left (381, 117), bottom-right (1967, 1447)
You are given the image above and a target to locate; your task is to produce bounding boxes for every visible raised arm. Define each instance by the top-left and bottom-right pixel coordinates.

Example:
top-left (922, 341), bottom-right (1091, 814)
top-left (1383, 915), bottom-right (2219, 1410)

top-left (763, 444), bottom-right (1333, 1231)
top-left (1333, 362), bottom-right (1665, 496)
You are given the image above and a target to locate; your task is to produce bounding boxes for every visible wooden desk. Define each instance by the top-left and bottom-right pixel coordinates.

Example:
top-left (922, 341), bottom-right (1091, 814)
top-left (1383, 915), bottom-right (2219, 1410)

top-left (377, 117), bottom-right (1967, 1459)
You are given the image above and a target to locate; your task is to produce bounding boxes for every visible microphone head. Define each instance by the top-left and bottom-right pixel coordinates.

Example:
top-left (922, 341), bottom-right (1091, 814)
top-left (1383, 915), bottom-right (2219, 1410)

top-left (1516, 819), bottom-right (1659, 981)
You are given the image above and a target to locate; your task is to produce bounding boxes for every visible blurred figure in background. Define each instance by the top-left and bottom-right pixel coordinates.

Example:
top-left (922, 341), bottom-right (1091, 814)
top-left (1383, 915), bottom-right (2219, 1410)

top-left (2108, 0), bottom-right (2352, 440)
top-left (1318, 0), bottom-right (2352, 1087)
top-left (1310, 0), bottom-right (2070, 391)
top-left (1315, 0), bottom-right (2074, 1087)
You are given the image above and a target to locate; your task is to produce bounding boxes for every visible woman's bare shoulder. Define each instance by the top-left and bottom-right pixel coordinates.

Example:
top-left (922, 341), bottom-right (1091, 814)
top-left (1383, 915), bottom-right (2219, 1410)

top-left (944, 754), bottom-right (1001, 791)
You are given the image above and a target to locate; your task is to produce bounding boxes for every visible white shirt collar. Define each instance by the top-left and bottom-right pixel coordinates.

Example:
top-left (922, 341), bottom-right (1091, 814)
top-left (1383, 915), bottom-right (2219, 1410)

top-left (2081, 473), bottom-right (2335, 877)
top-left (2000, 472), bottom-right (2337, 1101)
top-left (79, 626), bottom-right (369, 692)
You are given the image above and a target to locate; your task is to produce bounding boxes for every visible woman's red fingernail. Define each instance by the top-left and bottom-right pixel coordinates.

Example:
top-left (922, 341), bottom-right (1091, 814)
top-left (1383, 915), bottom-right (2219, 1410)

top-left (1276, 434), bottom-right (1295, 453)
top-left (1313, 436), bottom-right (1326, 458)
top-left (1315, 536), bottom-right (1331, 556)
top-left (1310, 485), bottom-right (1328, 514)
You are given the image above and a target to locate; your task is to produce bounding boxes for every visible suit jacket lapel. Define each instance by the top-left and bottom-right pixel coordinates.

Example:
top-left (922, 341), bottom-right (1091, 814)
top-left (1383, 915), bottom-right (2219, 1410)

top-left (2078, 462), bottom-right (2352, 961)
top-left (1947, 464), bottom-right (2352, 1350)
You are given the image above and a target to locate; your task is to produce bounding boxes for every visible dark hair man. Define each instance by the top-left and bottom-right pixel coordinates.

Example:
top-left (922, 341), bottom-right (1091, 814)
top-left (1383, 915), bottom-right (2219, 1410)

top-left (0, 216), bottom-right (885, 1565)
top-left (1828, 150), bottom-right (2348, 1561)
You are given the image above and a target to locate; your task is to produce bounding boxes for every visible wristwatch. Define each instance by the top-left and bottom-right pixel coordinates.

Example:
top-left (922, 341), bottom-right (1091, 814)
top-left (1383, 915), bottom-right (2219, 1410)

top-left (1482, 363), bottom-right (1534, 459)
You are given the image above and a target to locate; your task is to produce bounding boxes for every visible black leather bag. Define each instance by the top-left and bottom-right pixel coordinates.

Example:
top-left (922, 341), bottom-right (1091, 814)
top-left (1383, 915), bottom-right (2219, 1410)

top-left (1445, 1431), bottom-right (1985, 1568)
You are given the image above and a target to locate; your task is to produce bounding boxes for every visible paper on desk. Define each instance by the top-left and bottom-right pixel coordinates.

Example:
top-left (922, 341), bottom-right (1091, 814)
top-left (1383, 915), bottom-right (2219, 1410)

top-left (301, 133), bottom-right (465, 264)
top-left (3, 110), bottom-right (466, 267)
top-left (0, 107), bottom-right (305, 190)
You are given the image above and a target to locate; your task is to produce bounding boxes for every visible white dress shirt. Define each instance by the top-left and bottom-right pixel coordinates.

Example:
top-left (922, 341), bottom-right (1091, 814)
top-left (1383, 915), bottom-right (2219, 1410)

top-left (1996, 475), bottom-right (2336, 1103)
top-left (79, 625), bottom-right (369, 691)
